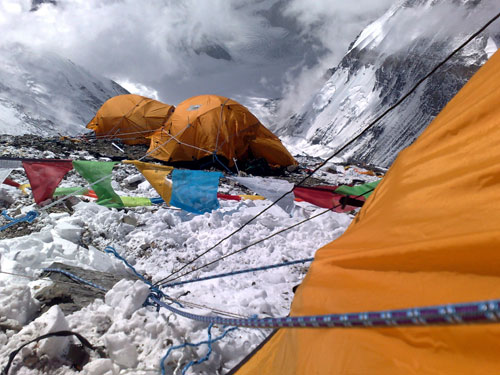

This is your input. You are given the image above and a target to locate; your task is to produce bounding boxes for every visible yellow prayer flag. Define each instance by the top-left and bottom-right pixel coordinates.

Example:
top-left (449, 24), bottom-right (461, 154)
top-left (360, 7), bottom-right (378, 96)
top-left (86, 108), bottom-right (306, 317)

top-left (239, 194), bottom-right (265, 200)
top-left (124, 160), bottom-right (173, 205)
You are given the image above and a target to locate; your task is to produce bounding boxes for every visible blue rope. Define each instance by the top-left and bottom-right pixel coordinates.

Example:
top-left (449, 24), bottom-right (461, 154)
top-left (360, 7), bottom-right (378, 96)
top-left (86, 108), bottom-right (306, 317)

top-left (42, 268), bottom-right (107, 292)
top-left (213, 154), bottom-right (233, 174)
top-left (150, 295), bottom-right (500, 329)
top-left (104, 249), bottom-right (500, 330)
top-left (161, 258), bottom-right (314, 288)
top-left (1, 210), bottom-right (15, 220)
top-left (103, 245), bottom-right (237, 374)
top-left (160, 323), bottom-right (238, 375)
top-left (104, 246), bottom-right (151, 284)
top-left (0, 210), bottom-right (38, 231)
top-left (103, 246), bottom-right (183, 308)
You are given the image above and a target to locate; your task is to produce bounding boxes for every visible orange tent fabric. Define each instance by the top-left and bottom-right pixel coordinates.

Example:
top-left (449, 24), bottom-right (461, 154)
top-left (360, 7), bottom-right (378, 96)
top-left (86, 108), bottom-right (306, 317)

top-left (234, 51), bottom-right (500, 374)
top-left (147, 95), bottom-right (296, 168)
top-left (86, 94), bottom-right (174, 145)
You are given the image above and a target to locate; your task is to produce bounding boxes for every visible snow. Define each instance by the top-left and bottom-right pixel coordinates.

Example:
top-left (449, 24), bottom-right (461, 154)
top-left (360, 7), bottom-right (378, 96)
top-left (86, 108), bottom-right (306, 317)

top-left (282, 64), bottom-right (380, 160)
top-left (278, 0), bottom-right (500, 167)
top-left (485, 37), bottom-right (498, 59)
top-left (0, 281), bottom-right (39, 326)
top-left (104, 331), bottom-right (140, 368)
top-left (36, 306), bottom-right (71, 359)
top-left (0, 148), bottom-right (379, 374)
top-left (0, 101), bottom-right (26, 135)
top-left (0, 43), bottom-right (128, 136)
top-left (350, 4), bottom-right (397, 51)
top-left (104, 280), bottom-right (150, 320)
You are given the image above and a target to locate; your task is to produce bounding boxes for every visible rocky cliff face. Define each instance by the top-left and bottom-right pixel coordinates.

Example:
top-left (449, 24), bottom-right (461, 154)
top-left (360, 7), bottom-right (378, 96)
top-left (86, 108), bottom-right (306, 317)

top-left (279, 0), bottom-right (500, 167)
top-left (0, 43), bottom-right (128, 136)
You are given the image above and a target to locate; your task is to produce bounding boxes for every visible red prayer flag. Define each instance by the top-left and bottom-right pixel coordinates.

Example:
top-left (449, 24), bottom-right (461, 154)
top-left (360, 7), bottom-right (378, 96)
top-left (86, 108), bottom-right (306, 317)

top-left (293, 185), bottom-right (365, 213)
top-left (3, 178), bottom-right (19, 188)
top-left (217, 193), bottom-right (242, 201)
top-left (22, 160), bottom-right (74, 205)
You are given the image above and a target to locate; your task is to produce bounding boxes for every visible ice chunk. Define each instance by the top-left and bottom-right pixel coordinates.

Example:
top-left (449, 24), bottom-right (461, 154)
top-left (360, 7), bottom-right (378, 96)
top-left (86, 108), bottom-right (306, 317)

top-left (54, 221), bottom-right (82, 243)
top-left (82, 358), bottom-right (120, 375)
top-left (105, 279), bottom-right (150, 318)
top-left (0, 281), bottom-right (39, 325)
top-left (104, 332), bottom-right (138, 368)
top-left (37, 305), bottom-right (70, 358)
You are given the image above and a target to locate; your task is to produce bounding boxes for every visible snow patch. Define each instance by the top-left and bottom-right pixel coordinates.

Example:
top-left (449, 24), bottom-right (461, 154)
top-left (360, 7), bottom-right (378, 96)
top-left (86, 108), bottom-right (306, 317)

top-left (104, 279), bottom-right (150, 319)
top-left (485, 37), bottom-right (498, 58)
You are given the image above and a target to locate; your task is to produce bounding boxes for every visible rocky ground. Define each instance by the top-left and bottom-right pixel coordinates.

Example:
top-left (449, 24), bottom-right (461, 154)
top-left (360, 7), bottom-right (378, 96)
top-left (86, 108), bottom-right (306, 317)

top-left (0, 134), bottom-right (151, 161)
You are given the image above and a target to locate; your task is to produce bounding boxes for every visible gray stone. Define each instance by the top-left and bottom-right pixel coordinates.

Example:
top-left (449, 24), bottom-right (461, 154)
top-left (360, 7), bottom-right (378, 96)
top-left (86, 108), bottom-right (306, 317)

top-left (34, 262), bottom-right (137, 316)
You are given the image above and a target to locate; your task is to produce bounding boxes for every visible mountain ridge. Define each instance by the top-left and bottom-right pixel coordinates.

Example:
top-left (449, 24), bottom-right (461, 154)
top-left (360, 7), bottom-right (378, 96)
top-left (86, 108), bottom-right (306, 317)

top-left (278, 0), bottom-right (500, 167)
top-left (0, 43), bottom-right (128, 136)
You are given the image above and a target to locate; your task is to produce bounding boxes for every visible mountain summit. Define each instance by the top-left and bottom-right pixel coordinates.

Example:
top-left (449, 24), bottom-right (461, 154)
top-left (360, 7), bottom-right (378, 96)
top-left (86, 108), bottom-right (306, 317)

top-left (279, 0), bottom-right (500, 167)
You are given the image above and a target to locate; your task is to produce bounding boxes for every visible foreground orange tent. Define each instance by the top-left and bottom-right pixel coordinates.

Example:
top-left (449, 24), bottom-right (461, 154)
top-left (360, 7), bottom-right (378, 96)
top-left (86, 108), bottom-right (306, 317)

top-left (232, 51), bottom-right (500, 374)
top-left (147, 95), bottom-right (297, 168)
top-left (86, 94), bottom-right (175, 145)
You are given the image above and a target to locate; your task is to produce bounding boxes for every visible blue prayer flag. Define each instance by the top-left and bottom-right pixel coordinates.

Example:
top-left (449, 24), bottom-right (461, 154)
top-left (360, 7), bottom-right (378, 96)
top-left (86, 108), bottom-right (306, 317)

top-left (170, 170), bottom-right (222, 214)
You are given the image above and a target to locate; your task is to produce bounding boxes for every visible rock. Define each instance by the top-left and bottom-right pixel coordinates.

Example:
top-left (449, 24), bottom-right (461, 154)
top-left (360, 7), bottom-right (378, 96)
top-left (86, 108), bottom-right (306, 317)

top-left (35, 262), bottom-right (134, 316)
top-left (122, 215), bottom-right (138, 227)
top-left (0, 317), bottom-right (22, 332)
top-left (0, 134), bottom-right (151, 162)
top-left (123, 173), bottom-right (144, 186)
top-left (67, 343), bottom-right (90, 370)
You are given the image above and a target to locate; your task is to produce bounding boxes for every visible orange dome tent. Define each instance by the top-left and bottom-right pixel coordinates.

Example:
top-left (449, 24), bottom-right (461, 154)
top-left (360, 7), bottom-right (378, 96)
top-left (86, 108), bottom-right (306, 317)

top-left (147, 95), bottom-right (297, 168)
top-left (232, 52), bottom-right (500, 373)
top-left (86, 94), bottom-right (175, 145)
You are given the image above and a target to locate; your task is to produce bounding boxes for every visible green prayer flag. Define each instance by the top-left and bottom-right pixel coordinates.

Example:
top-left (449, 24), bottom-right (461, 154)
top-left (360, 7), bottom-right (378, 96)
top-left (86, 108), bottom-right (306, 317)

top-left (72, 160), bottom-right (124, 208)
top-left (53, 187), bottom-right (89, 196)
top-left (334, 179), bottom-right (382, 198)
top-left (119, 196), bottom-right (153, 207)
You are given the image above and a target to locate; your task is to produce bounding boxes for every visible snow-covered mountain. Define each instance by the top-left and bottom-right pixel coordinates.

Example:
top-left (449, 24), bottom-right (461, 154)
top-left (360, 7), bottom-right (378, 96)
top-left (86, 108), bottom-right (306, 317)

top-left (279, 0), bottom-right (500, 167)
top-left (0, 43), bottom-right (128, 136)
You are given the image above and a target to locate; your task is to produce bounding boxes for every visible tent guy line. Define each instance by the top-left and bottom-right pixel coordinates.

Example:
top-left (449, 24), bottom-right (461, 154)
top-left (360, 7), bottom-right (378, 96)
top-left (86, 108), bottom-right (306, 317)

top-left (160, 257), bottom-right (314, 288)
top-left (157, 204), bottom-right (336, 286)
top-left (157, 186), bottom-right (374, 286)
top-left (101, 240), bottom-right (500, 331)
top-left (138, 122), bottom-right (205, 162)
top-left (214, 98), bottom-right (231, 153)
top-left (158, 10), bottom-right (500, 284)
top-left (82, 128), bottom-right (162, 139)
top-left (151, 295), bottom-right (500, 329)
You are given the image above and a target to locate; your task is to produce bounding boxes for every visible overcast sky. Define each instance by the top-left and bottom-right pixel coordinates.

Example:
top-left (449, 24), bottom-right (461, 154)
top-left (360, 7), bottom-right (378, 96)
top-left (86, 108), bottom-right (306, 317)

top-left (0, 0), bottom-right (394, 118)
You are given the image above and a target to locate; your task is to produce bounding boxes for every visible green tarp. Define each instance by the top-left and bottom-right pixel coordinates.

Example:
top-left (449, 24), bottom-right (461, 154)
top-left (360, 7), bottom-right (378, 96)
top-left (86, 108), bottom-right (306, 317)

top-left (72, 161), bottom-right (124, 208)
top-left (334, 179), bottom-right (381, 198)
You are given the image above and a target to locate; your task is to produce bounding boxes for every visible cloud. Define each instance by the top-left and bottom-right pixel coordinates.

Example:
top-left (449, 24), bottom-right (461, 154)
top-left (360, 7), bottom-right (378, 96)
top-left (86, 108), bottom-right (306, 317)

top-left (276, 0), bottom-right (500, 123)
top-left (362, 1), bottom-right (500, 57)
top-left (0, 0), bottom-right (393, 118)
top-left (276, 0), bottom-right (394, 122)
top-left (117, 79), bottom-right (158, 100)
